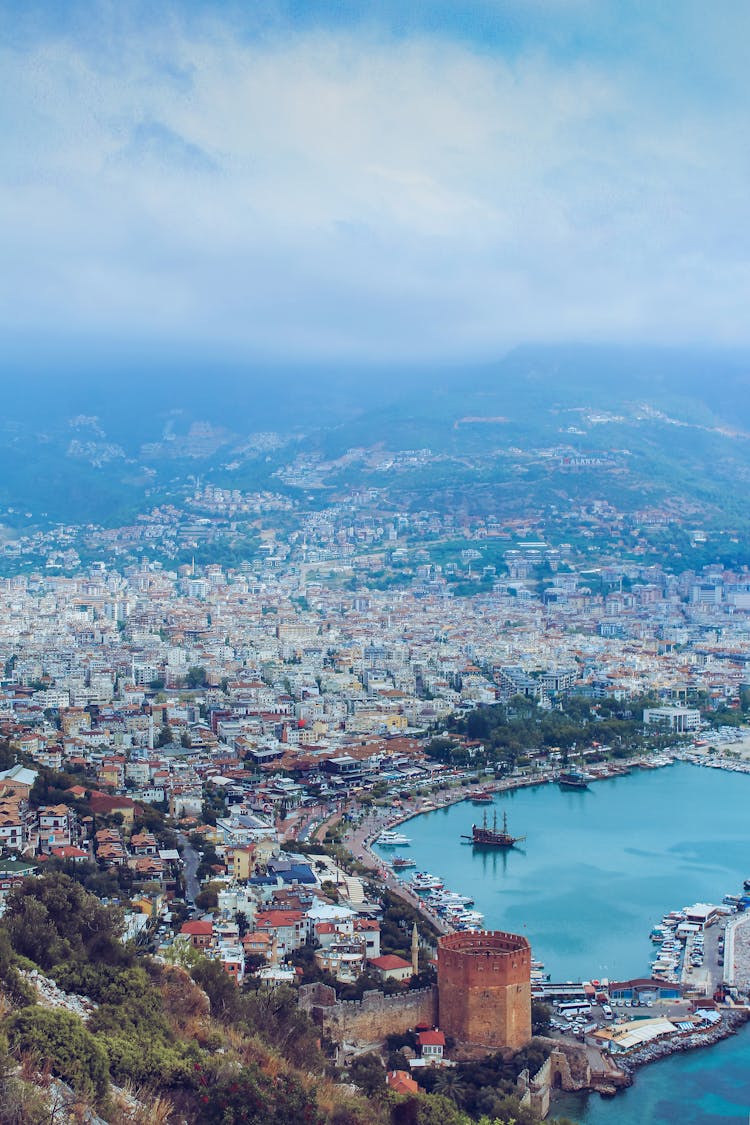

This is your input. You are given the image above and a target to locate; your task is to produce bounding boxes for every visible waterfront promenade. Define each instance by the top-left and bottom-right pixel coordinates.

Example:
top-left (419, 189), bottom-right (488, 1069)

top-left (342, 809), bottom-right (455, 934)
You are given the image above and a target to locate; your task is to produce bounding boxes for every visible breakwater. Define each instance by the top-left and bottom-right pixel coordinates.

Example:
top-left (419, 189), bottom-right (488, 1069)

top-left (617, 1009), bottom-right (748, 1074)
top-left (555, 1021), bottom-right (750, 1124)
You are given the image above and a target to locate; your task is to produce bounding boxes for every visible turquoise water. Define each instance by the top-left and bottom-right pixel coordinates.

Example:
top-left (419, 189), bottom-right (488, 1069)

top-left (374, 763), bottom-right (750, 1123)
top-left (555, 1028), bottom-right (750, 1123)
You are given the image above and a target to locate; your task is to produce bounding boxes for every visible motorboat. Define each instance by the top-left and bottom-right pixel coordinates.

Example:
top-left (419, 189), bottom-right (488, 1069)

top-left (409, 872), bottom-right (444, 891)
top-left (377, 830), bottom-right (411, 846)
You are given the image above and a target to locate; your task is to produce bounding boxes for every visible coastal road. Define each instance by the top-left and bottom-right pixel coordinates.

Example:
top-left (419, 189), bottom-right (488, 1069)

top-left (341, 812), bottom-right (454, 936)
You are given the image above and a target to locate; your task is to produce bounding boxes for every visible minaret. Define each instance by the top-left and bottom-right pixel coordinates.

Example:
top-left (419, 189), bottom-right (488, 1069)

top-left (411, 922), bottom-right (419, 977)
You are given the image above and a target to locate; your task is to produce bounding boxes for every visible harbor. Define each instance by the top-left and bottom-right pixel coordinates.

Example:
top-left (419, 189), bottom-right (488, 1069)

top-left (349, 760), bottom-right (750, 1119)
top-left (358, 757), bottom-right (750, 980)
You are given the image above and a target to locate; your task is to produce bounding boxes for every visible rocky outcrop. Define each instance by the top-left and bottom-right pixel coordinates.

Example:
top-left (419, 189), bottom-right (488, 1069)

top-left (21, 969), bottom-right (97, 1022)
top-left (618, 1010), bottom-right (749, 1074)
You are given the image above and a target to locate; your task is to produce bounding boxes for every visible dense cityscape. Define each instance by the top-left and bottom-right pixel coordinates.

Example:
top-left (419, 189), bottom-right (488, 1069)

top-left (5, 0), bottom-right (750, 1122)
top-left (1, 460), bottom-right (750, 1121)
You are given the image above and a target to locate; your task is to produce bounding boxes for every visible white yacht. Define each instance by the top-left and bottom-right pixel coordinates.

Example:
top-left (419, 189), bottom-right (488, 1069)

top-left (377, 830), bottom-right (411, 846)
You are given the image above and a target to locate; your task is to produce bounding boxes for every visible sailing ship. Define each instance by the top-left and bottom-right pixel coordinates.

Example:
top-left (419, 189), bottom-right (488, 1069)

top-left (461, 808), bottom-right (525, 848)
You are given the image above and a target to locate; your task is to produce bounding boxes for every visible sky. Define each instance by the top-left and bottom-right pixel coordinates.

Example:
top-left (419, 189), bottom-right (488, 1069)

top-left (3, 0), bottom-right (750, 366)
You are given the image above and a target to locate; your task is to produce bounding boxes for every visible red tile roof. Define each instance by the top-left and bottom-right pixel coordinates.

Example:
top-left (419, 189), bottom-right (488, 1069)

top-left (254, 910), bottom-right (303, 929)
top-left (181, 921), bottom-right (213, 936)
top-left (387, 1071), bottom-right (419, 1095)
top-left (417, 1030), bottom-right (445, 1047)
top-left (369, 954), bottom-right (412, 971)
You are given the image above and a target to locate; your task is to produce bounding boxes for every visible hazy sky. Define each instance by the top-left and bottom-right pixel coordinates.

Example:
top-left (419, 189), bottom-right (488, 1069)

top-left (3, 0), bottom-right (750, 365)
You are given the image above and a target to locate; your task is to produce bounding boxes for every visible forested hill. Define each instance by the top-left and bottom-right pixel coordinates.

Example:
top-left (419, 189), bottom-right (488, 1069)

top-left (1, 345), bottom-right (750, 531)
top-left (0, 871), bottom-right (573, 1125)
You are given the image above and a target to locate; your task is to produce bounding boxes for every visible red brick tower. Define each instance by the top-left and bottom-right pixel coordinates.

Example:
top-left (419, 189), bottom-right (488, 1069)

top-left (437, 930), bottom-right (531, 1050)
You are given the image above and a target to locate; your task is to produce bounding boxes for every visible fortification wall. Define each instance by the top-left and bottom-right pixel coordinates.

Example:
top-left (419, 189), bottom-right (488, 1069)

top-left (519, 1038), bottom-right (633, 1117)
top-left (437, 930), bottom-right (531, 1050)
top-left (299, 983), bottom-right (438, 1044)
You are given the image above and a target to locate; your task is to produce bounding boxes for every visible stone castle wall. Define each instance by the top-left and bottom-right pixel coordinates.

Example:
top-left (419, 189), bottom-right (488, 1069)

top-left (299, 982), bottom-right (438, 1044)
top-left (299, 927), bottom-right (531, 1051)
top-left (518, 1048), bottom-right (583, 1119)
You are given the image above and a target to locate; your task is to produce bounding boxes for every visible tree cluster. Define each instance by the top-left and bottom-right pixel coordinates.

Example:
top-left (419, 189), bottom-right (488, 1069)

top-left (428, 692), bottom-right (668, 769)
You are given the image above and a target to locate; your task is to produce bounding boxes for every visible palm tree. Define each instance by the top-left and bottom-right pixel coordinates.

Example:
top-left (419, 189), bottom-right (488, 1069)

top-left (433, 1069), bottom-right (467, 1106)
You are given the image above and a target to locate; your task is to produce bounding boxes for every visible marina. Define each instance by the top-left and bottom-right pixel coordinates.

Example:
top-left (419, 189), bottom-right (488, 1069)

top-left (369, 760), bottom-right (750, 1120)
top-left (411, 882), bottom-right (484, 930)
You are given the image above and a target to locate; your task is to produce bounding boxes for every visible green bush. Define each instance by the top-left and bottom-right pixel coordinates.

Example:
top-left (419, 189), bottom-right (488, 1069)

top-left (0, 1035), bottom-right (53, 1125)
top-left (4, 873), bottom-right (126, 973)
top-left (6, 1007), bottom-right (108, 1103)
top-left (101, 1031), bottom-right (198, 1088)
top-left (194, 1061), bottom-right (321, 1125)
top-left (0, 931), bottom-right (36, 1009)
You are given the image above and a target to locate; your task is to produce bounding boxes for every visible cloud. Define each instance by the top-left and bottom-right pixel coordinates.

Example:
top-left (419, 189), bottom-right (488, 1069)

top-left (116, 120), bottom-right (218, 173)
top-left (2, 2), bottom-right (750, 363)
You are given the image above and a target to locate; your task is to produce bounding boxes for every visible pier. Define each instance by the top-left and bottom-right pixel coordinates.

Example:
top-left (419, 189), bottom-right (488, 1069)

top-left (724, 911), bottom-right (750, 995)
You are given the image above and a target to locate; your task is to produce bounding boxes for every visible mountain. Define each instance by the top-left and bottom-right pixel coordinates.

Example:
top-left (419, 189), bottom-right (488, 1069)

top-left (1, 345), bottom-right (750, 532)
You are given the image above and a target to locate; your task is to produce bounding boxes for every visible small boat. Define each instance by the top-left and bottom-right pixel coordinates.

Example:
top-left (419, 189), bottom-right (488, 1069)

top-left (744, 878), bottom-right (750, 892)
top-left (558, 768), bottom-right (591, 790)
top-left (472, 789), bottom-right (495, 804)
top-left (433, 891), bottom-right (474, 906)
top-left (378, 830), bottom-right (411, 846)
top-left (454, 910), bottom-right (484, 926)
top-left (425, 893), bottom-right (476, 914)
top-left (390, 856), bottom-right (417, 870)
top-left (409, 872), bottom-right (444, 891)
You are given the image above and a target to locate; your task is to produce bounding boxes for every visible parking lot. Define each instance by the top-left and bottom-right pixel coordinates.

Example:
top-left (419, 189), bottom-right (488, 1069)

top-left (546, 994), bottom-right (698, 1042)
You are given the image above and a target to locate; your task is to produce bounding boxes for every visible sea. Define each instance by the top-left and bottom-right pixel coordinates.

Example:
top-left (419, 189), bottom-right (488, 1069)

top-left (373, 762), bottom-right (750, 1124)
